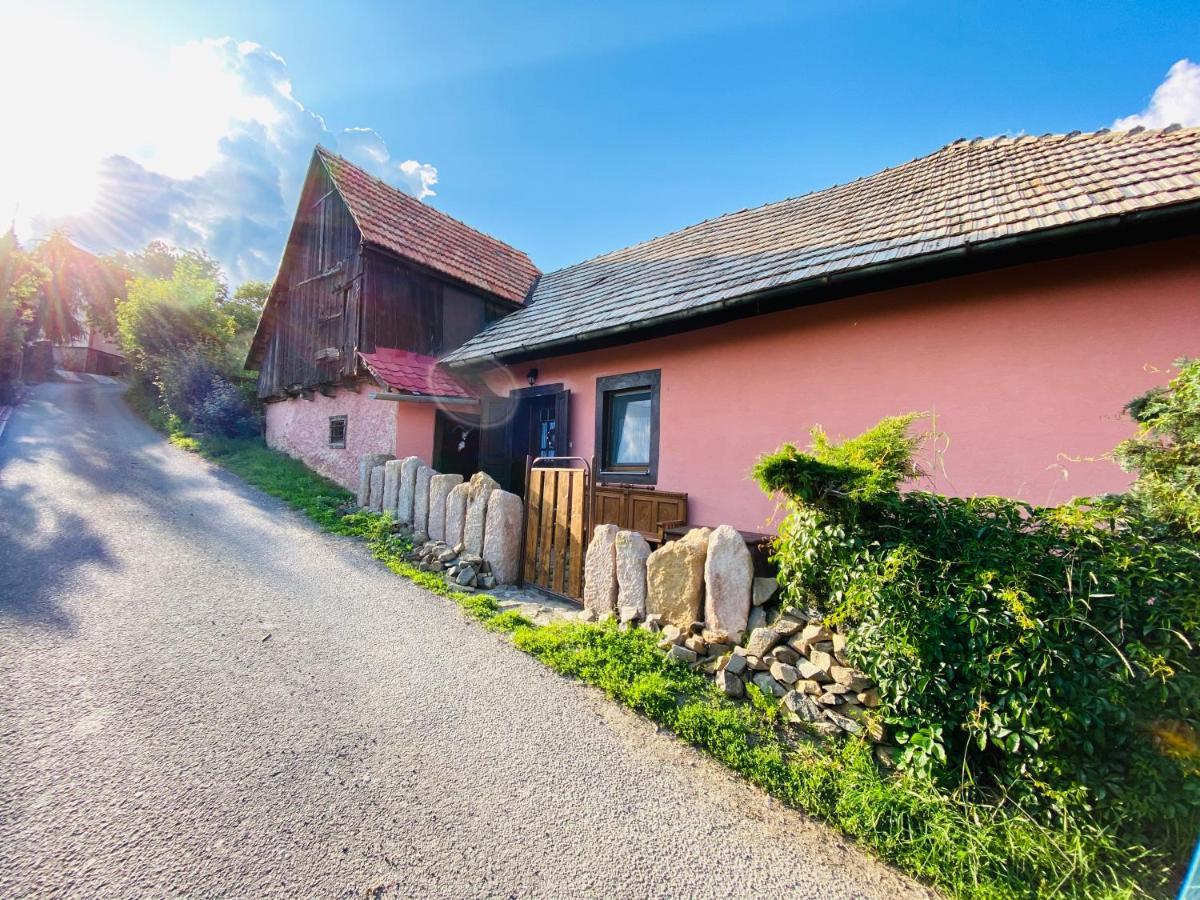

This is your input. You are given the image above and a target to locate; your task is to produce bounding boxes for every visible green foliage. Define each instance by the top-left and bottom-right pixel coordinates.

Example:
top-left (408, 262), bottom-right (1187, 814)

top-left (0, 229), bottom-right (48, 403)
top-left (116, 259), bottom-right (260, 437)
top-left (755, 410), bottom-right (1200, 881)
top-left (1117, 358), bottom-right (1200, 535)
top-left (117, 260), bottom-right (235, 381)
top-left (106, 240), bottom-right (228, 295)
top-left (515, 621), bottom-right (1157, 898)
top-left (223, 280), bottom-right (270, 334)
top-left (752, 414), bottom-right (925, 508)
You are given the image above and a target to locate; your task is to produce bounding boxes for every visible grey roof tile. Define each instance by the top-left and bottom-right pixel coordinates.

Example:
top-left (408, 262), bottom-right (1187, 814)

top-left (445, 127), bottom-right (1197, 368)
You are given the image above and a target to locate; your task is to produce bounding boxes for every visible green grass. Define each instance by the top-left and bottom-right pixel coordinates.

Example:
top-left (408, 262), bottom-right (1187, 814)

top-left (151, 428), bottom-right (1171, 900)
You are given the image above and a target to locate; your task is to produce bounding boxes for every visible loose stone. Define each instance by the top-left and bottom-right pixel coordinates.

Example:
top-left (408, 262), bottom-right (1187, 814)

top-left (752, 576), bottom-right (779, 607)
top-left (744, 627), bottom-right (780, 658)
top-left (770, 661), bottom-right (799, 685)
top-left (667, 644), bottom-right (698, 664)
top-left (583, 524), bottom-right (620, 617)
top-left (752, 672), bottom-right (787, 698)
top-left (716, 669), bottom-right (745, 698)
top-left (615, 530), bottom-right (652, 617)
top-left (382, 459), bottom-right (403, 516)
top-left (808, 649), bottom-right (837, 673)
top-left (369, 466), bottom-right (386, 513)
top-left (646, 532), bottom-right (707, 629)
top-left (481, 489), bottom-right (523, 585)
top-left (703, 524), bottom-right (753, 638)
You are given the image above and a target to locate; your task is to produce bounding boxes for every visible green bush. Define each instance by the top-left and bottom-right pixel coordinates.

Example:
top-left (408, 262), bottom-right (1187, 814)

top-left (1117, 358), bottom-right (1200, 535)
top-left (754, 409), bottom-right (1200, 871)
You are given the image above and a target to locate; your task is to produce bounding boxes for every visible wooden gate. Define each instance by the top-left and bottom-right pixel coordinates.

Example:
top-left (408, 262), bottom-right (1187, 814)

top-left (521, 457), bottom-right (589, 600)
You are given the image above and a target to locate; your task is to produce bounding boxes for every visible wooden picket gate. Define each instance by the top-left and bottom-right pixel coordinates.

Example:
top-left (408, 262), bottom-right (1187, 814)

top-left (521, 457), bottom-right (590, 600)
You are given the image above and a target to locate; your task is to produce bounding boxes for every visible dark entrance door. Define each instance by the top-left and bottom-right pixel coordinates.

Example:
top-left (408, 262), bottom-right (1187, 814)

top-left (432, 409), bottom-right (479, 479)
top-left (479, 385), bottom-right (569, 495)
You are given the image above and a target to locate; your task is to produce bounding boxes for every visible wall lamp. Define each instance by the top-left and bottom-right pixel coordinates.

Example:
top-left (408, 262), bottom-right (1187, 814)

top-left (527, 367), bottom-right (539, 386)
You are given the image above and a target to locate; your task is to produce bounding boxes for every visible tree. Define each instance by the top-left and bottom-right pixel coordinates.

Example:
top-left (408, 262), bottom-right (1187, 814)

top-left (0, 229), bottom-right (49, 402)
top-left (116, 260), bottom-right (235, 385)
top-left (105, 241), bottom-right (228, 298)
top-left (31, 229), bottom-right (133, 345)
top-left (223, 280), bottom-right (269, 334)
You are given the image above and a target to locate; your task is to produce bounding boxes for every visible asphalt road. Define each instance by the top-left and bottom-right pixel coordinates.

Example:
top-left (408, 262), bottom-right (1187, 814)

top-left (0, 380), bottom-right (930, 899)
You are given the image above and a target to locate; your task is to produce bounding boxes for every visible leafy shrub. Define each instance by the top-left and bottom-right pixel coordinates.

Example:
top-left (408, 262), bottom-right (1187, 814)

top-left (192, 377), bottom-right (257, 438)
top-left (1117, 358), bottom-right (1200, 535)
top-left (116, 260), bottom-right (234, 381)
top-left (754, 412), bottom-right (1200, 865)
top-left (157, 349), bottom-right (220, 423)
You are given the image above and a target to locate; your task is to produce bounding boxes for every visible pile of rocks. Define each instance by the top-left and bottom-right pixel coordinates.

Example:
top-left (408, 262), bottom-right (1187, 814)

top-left (580, 522), bottom-right (886, 744)
top-left (408, 540), bottom-right (499, 591)
top-left (714, 615), bottom-right (882, 740)
top-left (649, 610), bottom-right (884, 742)
top-left (358, 454), bottom-right (523, 589)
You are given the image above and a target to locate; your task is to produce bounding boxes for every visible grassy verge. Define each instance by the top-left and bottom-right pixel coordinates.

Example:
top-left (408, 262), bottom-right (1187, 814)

top-left (152, 424), bottom-right (1168, 899)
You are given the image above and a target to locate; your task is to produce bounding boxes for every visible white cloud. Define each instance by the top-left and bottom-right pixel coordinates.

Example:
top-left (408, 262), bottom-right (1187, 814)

top-left (1115, 59), bottom-right (1200, 130)
top-left (1, 23), bottom-right (437, 284)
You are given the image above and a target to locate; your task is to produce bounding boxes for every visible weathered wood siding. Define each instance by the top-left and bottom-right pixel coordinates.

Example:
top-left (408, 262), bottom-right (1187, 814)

top-left (257, 163), bottom-right (362, 398)
top-left (256, 158), bottom-right (517, 400)
top-left (361, 254), bottom-right (504, 358)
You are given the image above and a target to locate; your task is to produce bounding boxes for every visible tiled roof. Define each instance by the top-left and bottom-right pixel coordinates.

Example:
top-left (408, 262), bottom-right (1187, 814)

top-left (359, 348), bottom-right (475, 399)
top-left (442, 127), bottom-right (1200, 367)
top-left (317, 147), bottom-right (539, 305)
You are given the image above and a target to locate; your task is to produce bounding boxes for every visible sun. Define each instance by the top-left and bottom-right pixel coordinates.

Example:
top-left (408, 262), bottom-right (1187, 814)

top-left (0, 6), bottom-right (131, 229)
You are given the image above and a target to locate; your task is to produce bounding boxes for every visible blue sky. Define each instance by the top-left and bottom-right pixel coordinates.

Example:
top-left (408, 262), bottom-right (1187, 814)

top-left (2, 1), bottom-right (1198, 283)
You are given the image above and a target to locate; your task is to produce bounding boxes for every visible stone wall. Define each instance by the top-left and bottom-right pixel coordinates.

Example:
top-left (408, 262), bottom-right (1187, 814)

top-left (359, 454), bottom-right (522, 592)
top-left (578, 521), bottom-right (888, 749)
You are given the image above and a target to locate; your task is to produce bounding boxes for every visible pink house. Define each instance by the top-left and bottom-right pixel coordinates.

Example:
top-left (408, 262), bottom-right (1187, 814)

top-left (250, 128), bottom-right (1200, 534)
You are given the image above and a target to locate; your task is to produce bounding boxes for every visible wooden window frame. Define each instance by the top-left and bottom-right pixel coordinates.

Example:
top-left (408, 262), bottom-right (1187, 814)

top-left (328, 414), bottom-right (347, 449)
top-left (595, 369), bottom-right (660, 485)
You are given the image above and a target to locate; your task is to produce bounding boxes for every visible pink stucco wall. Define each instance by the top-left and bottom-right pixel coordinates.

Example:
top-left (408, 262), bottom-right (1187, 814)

top-left (481, 237), bottom-right (1200, 533)
top-left (265, 386), bottom-right (438, 490)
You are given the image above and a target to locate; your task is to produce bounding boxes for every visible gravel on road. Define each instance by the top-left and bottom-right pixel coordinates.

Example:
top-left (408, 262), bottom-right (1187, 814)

top-left (0, 381), bottom-right (932, 898)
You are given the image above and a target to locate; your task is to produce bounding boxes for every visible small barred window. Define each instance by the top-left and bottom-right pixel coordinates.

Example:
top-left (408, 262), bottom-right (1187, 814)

top-left (329, 415), bottom-right (347, 448)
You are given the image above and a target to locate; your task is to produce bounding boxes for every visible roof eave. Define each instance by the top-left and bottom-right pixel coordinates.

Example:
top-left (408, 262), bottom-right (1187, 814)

top-left (442, 198), bottom-right (1200, 371)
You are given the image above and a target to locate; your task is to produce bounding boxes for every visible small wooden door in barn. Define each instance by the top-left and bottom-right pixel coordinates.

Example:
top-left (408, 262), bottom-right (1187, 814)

top-left (521, 457), bottom-right (589, 600)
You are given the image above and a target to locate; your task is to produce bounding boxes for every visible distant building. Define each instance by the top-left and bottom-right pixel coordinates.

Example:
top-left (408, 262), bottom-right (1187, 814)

top-left (53, 324), bottom-right (124, 377)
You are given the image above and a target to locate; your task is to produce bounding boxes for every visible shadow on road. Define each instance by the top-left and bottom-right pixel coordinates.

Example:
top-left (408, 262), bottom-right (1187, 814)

top-left (0, 380), bottom-right (332, 634)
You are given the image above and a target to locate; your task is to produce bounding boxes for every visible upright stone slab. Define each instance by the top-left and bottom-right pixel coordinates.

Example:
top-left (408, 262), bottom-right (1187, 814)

top-left (397, 456), bottom-right (423, 525)
top-left (445, 482), bottom-right (469, 547)
top-left (463, 471), bottom-right (499, 555)
top-left (413, 466), bottom-right (435, 536)
top-left (382, 459), bottom-right (403, 517)
top-left (482, 490), bottom-right (523, 585)
top-left (615, 530), bottom-right (652, 617)
top-left (646, 530), bottom-right (708, 629)
top-left (704, 524), bottom-right (754, 639)
top-left (582, 524), bottom-right (619, 617)
top-left (369, 466), bottom-right (386, 513)
top-left (427, 473), bottom-right (463, 542)
top-left (357, 453), bottom-right (392, 507)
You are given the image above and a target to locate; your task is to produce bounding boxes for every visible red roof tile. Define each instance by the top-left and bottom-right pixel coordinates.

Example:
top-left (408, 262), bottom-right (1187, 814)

top-left (317, 147), bottom-right (539, 304)
top-left (359, 348), bottom-right (475, 399)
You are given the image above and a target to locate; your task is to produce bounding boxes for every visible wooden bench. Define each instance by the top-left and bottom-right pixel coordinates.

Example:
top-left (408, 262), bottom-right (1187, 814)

top-left (591, 484), bottom-right (687, 547)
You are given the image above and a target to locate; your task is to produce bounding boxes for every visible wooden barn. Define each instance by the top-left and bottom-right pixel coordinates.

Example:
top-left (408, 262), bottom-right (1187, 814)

top-left (245, 147), bottom-right (539, 487)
